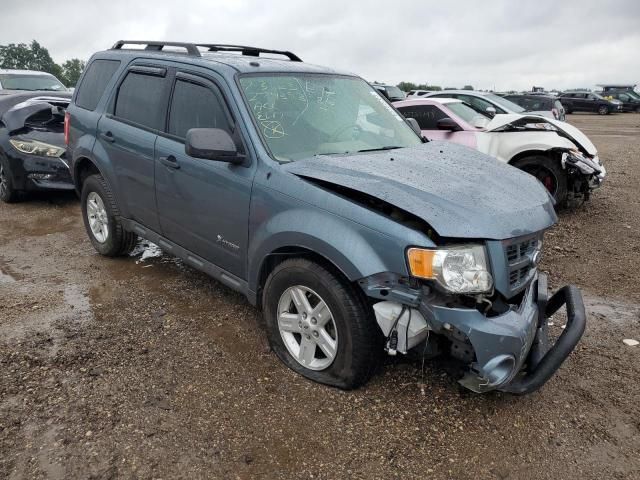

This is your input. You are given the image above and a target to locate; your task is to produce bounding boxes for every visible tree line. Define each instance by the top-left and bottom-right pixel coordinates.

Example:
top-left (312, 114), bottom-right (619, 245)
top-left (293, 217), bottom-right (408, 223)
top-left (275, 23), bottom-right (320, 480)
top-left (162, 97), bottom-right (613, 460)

top-left (396, 82), bottom-right (474, 92)
top-left (0, 40), bottom-right (85, 87)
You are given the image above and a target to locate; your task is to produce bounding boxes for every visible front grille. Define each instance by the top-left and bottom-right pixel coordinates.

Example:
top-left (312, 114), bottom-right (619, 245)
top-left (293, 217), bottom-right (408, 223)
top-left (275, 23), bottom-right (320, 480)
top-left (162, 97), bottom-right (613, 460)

top-left (503, 234), bottom-right (543, 293)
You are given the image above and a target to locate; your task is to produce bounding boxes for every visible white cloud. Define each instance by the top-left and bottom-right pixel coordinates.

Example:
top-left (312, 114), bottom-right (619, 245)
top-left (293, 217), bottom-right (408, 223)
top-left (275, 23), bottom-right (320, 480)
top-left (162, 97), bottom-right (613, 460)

top-left (1, 0), bottom-right (638, 91)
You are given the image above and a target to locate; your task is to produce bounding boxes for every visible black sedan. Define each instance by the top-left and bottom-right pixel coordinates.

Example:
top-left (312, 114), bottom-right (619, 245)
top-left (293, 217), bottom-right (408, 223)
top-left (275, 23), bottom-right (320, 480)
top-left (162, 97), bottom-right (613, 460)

top-left (0, 93), bottom-right (73, 202)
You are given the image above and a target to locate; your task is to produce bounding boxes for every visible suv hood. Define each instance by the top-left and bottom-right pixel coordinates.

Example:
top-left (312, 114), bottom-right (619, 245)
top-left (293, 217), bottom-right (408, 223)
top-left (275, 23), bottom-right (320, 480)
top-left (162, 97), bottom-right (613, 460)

top-left (283, 141), bottom-right (556, 240)
top-left (485, 114), bottom-right (597, 156)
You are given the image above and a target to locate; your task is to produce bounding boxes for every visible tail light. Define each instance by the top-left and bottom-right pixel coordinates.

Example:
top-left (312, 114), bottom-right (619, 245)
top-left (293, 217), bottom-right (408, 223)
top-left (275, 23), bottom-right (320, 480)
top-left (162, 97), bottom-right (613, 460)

top-left (64, 111), bottom-right (70, 146)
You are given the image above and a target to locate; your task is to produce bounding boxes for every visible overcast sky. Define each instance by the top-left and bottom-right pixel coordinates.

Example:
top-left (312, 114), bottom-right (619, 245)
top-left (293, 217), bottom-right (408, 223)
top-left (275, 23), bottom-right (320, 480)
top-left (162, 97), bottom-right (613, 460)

top-left (1, 0), bottom-right (639, 91)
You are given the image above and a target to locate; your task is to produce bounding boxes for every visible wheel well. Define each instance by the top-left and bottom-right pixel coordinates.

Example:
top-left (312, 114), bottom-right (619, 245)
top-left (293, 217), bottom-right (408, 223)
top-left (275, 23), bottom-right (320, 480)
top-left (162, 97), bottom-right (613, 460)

top-left (509, 150), bottom-right (556, 166)
top-left (74, 158), bottom-right (100, 191)
top-left (255, 247), bottom-right (352, 310)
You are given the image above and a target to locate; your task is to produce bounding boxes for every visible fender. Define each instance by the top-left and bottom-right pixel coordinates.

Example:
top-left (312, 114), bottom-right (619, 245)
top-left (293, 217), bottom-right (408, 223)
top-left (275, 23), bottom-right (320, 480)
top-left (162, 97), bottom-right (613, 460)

top-left (247, 205), bottom-right (430, 296)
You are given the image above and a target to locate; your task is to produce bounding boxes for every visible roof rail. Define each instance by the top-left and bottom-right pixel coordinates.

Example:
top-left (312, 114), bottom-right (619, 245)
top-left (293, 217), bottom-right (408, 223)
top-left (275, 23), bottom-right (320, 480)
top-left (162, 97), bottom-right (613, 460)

top-left (197, 44), bottom-right (302, 62)
top-left (110, 40), bottom-right (302, 62)
top-left (111, 41), bottom-right (202, 57)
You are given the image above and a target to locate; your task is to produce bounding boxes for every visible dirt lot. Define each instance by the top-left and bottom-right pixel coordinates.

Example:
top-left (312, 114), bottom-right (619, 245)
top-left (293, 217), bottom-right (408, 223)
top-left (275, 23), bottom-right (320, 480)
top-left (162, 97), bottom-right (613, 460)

top-left (1, 113), bottom-right (639, 480)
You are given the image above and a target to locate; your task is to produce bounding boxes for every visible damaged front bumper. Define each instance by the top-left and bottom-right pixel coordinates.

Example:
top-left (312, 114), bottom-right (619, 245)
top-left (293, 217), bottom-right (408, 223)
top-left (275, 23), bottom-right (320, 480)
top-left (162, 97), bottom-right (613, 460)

top-left (563, 151), bottom-right (606, 190)
top-left (423, 273), bottom-right (585, 394)
top-left (368, 272), bottom-right (586, 394)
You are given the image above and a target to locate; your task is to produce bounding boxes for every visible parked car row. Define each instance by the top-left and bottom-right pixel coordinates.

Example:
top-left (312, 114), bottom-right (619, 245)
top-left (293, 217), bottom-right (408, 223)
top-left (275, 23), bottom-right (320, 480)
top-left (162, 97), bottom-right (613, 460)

top-left (1, 41), bottom-right (588, 397)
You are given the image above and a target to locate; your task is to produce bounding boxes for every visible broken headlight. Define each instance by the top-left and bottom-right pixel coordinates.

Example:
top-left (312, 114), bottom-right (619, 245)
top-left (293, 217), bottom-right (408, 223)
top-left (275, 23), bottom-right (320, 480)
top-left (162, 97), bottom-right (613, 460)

top-left (9, 139), bottom-right (65, 158)
top-left (407, 245), bottom-right (493, 294)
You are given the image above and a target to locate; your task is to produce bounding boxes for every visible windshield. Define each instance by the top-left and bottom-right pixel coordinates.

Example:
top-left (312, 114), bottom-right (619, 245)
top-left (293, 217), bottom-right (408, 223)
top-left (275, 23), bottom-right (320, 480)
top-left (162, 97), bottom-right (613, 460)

top-left (239, 74), bottom-right (421, 162)
top-left (385, 86), bottom-right (405, 100)
top-left (0, 73), bottom-right (67, 92)
top-left (446, 102), bottom-right (490, 128)
top-left (483, 93), bottom-right (526, 113)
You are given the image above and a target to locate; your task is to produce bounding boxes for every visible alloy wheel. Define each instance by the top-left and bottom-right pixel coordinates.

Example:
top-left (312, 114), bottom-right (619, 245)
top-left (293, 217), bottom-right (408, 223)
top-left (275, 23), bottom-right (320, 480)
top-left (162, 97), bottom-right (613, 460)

top-left (86, 192), bottom-right (109, 243)
top-left (522, 165), bottom-right (558, 197)
top-left (277, 285), bottom-right (338, 371)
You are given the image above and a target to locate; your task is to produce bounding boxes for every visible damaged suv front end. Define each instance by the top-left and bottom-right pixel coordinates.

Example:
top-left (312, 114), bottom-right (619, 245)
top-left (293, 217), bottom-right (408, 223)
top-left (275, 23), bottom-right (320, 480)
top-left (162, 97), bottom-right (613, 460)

top-left (280, 140), bottom-right (586, 394)
top-left (239, 71), bottom-right (585, 394)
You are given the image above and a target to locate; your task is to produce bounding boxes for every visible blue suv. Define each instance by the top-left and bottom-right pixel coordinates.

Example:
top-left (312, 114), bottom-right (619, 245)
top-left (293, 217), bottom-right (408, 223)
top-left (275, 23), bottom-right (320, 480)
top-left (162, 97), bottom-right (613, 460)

top-left (65, 41), bottom-right (585, 394)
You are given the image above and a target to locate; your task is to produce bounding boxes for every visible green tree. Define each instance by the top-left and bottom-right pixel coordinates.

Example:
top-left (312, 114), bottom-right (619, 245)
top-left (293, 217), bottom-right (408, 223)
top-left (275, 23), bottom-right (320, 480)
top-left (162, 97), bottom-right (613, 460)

top-left (0, 40), bottom-right (63, 79)
top-left (463, 85), bottom-right (474, 90)
top-left (60, 58), bottom-right (85, 87)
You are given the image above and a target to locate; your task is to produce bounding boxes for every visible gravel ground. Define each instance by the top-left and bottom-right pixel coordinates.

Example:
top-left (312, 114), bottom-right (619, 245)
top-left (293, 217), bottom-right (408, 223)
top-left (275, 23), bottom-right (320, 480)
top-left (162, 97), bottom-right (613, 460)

top-left (1, 114), bottom-right (639, 479)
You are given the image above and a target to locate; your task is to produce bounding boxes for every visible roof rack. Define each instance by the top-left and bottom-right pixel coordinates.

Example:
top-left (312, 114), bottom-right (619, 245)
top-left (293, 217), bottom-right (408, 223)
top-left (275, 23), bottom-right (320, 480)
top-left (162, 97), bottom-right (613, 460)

top-left (110, 40), bottom-right (302, 62)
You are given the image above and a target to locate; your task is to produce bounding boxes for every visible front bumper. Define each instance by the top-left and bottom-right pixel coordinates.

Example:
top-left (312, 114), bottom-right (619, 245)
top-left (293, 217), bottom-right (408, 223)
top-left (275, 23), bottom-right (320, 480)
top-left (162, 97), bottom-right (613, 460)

top-left (419, 273), bottom-right (586, 394)
top-left (7, 153), bottom-right (74, 191)
top-left (563, 152), bottom-right (606, 190)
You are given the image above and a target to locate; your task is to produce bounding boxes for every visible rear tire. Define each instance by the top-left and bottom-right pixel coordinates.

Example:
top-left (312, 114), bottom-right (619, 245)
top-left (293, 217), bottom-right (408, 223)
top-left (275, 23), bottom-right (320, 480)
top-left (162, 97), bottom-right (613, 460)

top-left (0, 158), bottom-right (20, 203)
top-left (512, 155), bottom-right (568, 207)
top-left (598, 105), bottom-right (609, 115)
top-left (262, 258), bottom-right (381, 390)
top-left (81, 174), bottom-right (137, 256)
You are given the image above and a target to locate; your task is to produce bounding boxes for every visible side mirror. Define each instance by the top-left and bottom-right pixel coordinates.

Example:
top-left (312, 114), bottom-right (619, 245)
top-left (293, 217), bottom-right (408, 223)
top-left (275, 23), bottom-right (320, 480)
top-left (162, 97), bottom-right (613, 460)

top-left (185, 128), bottom-right (244, 164)
top-left (485, 106), bottom-right (497, 116)
top-left (405, 118), bottom-right (422, 136)
top-left (436, 117), bottom-right (462, 131)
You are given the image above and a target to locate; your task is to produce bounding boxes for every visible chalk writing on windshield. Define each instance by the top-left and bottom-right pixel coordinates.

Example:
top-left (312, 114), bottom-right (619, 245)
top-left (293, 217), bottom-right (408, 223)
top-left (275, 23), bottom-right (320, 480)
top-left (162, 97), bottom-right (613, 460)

top-left (242, 78), bottom-right (337, 138)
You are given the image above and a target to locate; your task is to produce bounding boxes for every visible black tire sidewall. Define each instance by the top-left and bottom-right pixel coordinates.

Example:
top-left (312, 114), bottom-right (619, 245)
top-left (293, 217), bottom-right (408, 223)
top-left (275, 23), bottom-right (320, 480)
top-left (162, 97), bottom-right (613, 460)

top-left (0, 156), bottom-right (18, 203)
top-left (512, 155), bottom-right (568, 207)
top-left (81, 175), bottom-right (122, 256)
top-left (263, 260), bottom-right (373, 389)
top-left (598, 105), bottom-right (608, 115)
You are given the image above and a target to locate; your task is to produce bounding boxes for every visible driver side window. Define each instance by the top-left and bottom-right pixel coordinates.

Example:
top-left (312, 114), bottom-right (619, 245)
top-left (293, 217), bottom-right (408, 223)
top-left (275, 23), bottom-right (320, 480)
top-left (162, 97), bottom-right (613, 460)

top-left (168, 79), bottom-right (233, 139)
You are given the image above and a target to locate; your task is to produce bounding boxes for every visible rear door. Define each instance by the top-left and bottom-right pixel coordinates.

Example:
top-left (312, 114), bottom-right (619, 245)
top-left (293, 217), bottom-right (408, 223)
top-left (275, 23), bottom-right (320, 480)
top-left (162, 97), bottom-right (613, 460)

top-left (154, 71), bottom-right (254, 278)
top-left (96, 65), bottom-right (171, 232)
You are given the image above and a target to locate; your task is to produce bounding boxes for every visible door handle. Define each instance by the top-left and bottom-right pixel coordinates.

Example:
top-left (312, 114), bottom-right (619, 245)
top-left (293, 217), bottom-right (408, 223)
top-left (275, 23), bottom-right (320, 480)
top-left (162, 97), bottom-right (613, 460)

top-left (100, 131), bottom-right (115, 143)
top-left (159, 155), bottom-right (180, 169)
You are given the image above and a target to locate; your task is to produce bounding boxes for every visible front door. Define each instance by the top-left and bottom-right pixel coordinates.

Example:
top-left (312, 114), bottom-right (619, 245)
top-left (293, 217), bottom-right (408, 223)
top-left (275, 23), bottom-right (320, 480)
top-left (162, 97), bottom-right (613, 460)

top-left (154, 72), bottom-right (254, 278)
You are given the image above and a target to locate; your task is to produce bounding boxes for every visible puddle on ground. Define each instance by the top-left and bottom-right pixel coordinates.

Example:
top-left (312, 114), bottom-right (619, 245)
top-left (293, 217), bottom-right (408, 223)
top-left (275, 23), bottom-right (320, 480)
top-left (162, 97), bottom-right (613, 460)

top-left (0, 267), bottom-right (15, 283)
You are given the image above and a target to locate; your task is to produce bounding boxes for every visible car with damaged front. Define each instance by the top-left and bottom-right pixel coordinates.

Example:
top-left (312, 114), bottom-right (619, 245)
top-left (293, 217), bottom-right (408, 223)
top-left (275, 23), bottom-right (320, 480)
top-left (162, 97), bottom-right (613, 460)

top-left (66, 41), bottom-right (586, 395)
top-left (0, 93), bottom-right (73, 202)
top-left (394, 98), bottom-right (605, 206)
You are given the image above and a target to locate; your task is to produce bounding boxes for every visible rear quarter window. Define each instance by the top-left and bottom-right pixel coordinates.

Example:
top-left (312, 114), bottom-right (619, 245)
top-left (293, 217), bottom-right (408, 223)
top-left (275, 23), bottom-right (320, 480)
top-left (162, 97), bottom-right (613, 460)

top-left (75, 59), bottom-right (121, 111)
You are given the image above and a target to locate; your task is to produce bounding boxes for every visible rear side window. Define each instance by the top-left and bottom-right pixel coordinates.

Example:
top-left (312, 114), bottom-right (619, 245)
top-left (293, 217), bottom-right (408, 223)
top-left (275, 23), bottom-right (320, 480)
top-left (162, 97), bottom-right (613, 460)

top-left (75, 59), bottom-right (121, 111)
top-left (114, 72), bottom-right (167, 131)
top-left (168, 79), bottom-right (232, 139)
top-left (397, 105), bottom-right (446, 130)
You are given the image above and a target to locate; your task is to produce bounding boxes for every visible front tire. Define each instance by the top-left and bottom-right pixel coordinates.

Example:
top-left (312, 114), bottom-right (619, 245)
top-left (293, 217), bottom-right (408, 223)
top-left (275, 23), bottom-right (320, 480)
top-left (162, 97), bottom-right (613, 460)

top-left (81, 174), bottom-right (137, 256)
top-left (598, 105), bottom-right (609, 115)
top-left (262, 258), bottom-right (380, 389)
top-left (512, 155), bottom-right (568, 207)
top-left (0, 158), bottom-right (20, 203)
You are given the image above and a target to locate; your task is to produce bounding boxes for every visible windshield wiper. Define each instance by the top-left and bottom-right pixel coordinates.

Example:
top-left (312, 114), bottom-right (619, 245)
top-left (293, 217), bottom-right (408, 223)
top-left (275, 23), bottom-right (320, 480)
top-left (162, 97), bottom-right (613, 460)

top-left (355, 146), bottom-right (402, 153)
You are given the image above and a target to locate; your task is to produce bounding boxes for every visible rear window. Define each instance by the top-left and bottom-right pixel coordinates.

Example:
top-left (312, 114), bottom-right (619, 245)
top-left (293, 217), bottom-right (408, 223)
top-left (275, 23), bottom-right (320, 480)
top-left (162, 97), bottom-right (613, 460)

top-left (75, 59), bottom-right (121, 111)
top-left (114, 72), bottom-right (167, 131)
top-left (397, 104), bottom-right (447, 129)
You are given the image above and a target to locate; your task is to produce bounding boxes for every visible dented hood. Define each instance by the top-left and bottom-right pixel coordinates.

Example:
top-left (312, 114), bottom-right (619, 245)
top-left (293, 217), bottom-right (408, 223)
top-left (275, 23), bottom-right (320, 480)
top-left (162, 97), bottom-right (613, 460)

top-left (485, 114), bottom-right (597, 156)
top-left (283, 141), bottom-right (557, 240)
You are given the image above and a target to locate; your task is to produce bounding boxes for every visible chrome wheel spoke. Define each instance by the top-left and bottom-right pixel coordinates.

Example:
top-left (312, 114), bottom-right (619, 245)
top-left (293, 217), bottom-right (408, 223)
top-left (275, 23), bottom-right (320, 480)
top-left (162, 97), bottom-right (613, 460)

top-left (316, 328), bottom-right (337, 358)
top-left (278, 312), bottom-right (301, 333)
top-left (298, 336), bottom-right (316, 365)
top-left (310, 301), bottom-right (331, 327)
top-left (290, 286), bottom-right (312, 314)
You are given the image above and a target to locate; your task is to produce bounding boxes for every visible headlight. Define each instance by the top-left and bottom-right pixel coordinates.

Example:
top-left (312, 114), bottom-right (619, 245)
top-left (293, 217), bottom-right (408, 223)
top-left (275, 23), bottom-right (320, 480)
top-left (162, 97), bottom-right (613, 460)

top-left (407, 245), bottom-right (493, 294)
top-left (9, 139), bottom-right (65, 158)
